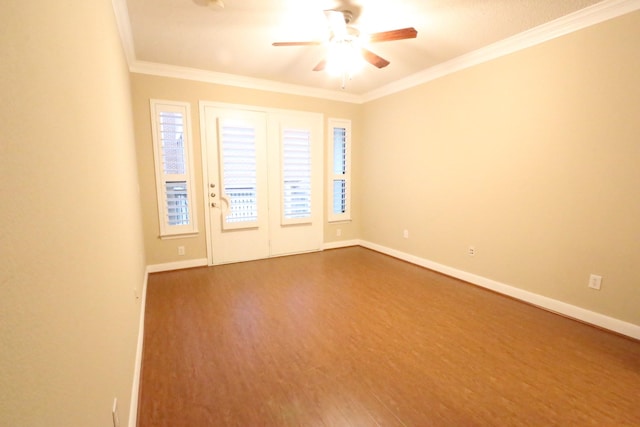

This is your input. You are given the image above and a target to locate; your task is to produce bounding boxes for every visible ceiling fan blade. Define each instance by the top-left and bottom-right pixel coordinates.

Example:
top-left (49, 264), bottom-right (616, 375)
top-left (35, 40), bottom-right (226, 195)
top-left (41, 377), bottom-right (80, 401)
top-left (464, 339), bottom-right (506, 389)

top-left (272, 41), bottom-right (323, 47)
top-left (313, 60), bottom-right (327, 72)
top-left (368, 27), bottom-right (417, 43)
top-left (361, 49), bottom-right (390, 69)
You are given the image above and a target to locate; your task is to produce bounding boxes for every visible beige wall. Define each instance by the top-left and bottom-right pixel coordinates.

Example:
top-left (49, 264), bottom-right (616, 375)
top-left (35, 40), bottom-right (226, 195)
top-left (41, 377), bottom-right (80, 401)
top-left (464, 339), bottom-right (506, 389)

top-left (131, 74), bottom-right (362, 265)
top-left (1, 1), bottom-right (146, 426)
top-left (360, 11), bottom-right (640, 325)
top-left (3, 3), bottom-right (636, 425)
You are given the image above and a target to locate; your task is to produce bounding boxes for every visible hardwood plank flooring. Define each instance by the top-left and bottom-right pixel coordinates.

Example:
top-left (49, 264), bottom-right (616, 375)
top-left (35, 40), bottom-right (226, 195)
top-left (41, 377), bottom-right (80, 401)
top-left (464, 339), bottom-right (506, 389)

top-left (138, 247), bottom-right (640, 426)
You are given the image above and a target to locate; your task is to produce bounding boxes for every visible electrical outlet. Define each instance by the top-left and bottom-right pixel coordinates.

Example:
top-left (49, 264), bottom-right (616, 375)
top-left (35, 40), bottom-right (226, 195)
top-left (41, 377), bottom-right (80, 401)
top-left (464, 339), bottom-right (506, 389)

top-left (468, 246), bottom-right (476, 256)
top-left (178, 246), bottom-right (185, 256)
top-left (112, 398), bottom-right (120, 427)
top-left (588, 274), bottom-right (602, 290)
top-left (336, 228), bottom-right (342, 237)
top-left (403, 229), bottom-right (409, 239)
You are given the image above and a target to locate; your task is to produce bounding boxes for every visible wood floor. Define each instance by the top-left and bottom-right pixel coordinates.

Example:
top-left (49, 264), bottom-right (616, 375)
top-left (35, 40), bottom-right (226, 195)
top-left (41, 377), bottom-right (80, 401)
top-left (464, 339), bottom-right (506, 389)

top-left (138, 247), bottom-right (640, 426)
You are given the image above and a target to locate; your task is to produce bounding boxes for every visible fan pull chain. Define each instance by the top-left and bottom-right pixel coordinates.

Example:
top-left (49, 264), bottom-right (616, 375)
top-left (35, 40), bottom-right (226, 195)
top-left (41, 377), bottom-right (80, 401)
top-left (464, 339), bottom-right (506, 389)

top-left (341, 70), bottom-right (355, 90)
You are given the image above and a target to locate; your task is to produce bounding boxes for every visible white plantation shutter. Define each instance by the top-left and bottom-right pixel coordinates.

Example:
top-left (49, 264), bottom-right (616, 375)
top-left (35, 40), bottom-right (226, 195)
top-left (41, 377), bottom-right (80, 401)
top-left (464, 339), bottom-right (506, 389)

top-left (165, 181), bottom-right (189, 226)
top-left (282, 128), bottom-right (312, 224)
top-left (333, 127), bottom-right (347, 175)
top-left (218, 120), bottom-right (259, 229)
top-left (328, 119), bottom-right (351, 222)
top-left (332, 179), bottom-right (346, 215)
top-left (332, 126), bottom-right (347, 215)
top-left (160, 111), bottom-right (186, 175)
top-left (150, 101), bottom-right (197, 236)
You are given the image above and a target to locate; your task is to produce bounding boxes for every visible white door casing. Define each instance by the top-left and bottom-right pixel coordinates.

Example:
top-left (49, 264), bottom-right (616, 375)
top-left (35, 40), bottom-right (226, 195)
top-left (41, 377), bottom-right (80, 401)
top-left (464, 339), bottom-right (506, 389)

top-left (204, 108), bottom-right (269, 264)
top-left (201, 103), bottom-right (323, 265)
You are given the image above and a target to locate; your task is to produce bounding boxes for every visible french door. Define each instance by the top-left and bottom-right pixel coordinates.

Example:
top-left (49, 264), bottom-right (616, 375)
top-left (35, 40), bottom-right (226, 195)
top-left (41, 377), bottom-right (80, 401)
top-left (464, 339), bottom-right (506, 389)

top-left (201, 104), bottom-right (323, 265)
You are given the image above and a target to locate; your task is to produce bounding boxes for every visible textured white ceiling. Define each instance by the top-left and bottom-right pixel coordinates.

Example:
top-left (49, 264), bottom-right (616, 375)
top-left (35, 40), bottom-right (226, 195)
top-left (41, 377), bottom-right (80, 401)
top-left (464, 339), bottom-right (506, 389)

top-left (125, 0), bottom-right (605, 95)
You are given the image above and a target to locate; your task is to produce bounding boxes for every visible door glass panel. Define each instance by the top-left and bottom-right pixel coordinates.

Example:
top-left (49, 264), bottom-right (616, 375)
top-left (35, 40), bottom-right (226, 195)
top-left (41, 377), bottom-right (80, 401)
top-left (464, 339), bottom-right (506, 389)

top-left (282, 128), bottom-right (312, 224)
top-left (218, 120), bottom-right (259, 229)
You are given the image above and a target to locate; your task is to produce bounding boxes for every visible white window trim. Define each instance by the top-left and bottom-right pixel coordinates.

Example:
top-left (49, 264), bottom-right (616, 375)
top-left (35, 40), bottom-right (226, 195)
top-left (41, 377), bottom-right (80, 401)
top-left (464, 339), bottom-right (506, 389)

top-left (328, 118), bottom-right (352, 223)
top-left (150, 99), bottom-right (198, 237)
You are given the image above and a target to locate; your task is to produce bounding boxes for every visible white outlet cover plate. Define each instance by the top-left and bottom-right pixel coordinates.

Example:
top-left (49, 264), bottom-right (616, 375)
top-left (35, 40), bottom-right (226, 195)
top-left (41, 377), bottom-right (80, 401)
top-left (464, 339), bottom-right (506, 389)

top-left (588, 274), bottom-right (602, 290)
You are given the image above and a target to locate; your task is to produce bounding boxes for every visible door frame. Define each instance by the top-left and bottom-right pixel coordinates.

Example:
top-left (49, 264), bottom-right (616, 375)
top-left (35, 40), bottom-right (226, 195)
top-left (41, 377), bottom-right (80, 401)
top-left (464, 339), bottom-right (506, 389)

top-left (199, 101), bottom-right (324, 266)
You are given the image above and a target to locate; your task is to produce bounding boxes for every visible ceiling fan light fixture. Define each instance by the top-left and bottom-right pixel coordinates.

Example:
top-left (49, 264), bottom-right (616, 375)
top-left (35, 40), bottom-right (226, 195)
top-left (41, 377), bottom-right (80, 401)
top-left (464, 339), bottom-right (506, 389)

top-left (325, 39), bottom-right (364, 78)
top-left (272, 7), bottom-right (416, 89)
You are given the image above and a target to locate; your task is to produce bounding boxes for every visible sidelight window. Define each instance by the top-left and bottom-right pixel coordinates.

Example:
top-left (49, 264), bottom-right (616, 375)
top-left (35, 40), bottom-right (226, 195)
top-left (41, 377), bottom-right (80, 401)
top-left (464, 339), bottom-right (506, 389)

top-left (328, 118), bottom-right (351, 222)
top-left (150, 100), bottom-right (197, 236)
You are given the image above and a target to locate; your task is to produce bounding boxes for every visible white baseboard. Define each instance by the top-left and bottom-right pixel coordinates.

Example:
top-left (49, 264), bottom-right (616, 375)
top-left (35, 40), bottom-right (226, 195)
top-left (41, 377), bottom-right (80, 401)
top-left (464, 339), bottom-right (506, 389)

top-left (323, 239), bottom-right (360, 250)
top-left (358, 240), bottom-right (640, 340)
top-left (128, 269), bottom-right (149, 427)
top-left (129, 257), bottom-right (206, 426)
top-left (146, 258), bottom-right (208, 273)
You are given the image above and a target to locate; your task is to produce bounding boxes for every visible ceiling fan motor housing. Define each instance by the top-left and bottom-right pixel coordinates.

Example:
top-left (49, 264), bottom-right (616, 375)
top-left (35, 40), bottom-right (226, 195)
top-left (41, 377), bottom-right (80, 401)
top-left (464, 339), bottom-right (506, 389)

top-left (341, 10), bottom-right (354, 24)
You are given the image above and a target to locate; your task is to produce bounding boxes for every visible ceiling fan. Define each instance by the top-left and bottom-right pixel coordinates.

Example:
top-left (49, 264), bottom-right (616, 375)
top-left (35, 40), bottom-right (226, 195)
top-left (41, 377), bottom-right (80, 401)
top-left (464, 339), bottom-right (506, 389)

top-left (272, 9), bottom-right (417, 74)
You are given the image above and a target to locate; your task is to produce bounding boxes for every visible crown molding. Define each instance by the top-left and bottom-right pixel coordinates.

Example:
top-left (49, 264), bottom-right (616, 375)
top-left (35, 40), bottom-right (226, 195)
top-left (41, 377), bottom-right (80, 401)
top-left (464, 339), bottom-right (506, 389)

top-left (362, 0), bottom-right (640, 102)
top-left (129, 60), bottom-right (363, 103)
top-left (112, 0), bottom-right (640, 105)
top-left (111, 0), bottom-right (136, 65)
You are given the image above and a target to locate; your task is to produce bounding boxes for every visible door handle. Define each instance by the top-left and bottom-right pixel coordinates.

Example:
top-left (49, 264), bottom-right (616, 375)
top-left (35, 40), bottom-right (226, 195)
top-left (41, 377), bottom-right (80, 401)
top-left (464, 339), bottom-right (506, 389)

top-left (219, 194), bottom-right (230, 214)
